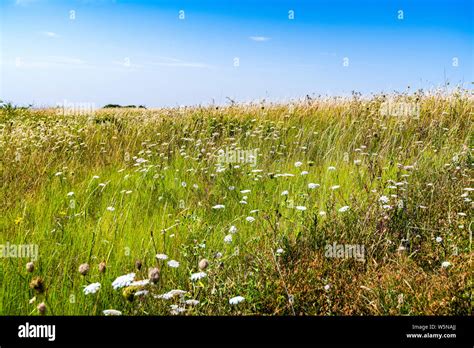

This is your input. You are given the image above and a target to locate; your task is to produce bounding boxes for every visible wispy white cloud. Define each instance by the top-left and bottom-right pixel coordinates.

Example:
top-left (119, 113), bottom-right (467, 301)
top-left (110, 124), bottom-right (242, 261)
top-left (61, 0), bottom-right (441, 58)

top-left (41, 31), bottom-right (60, 38)
top-left (249, 36), bottom-right (271, 42)
top-left (111, 59), bottom-right (142, 69)
top-left (15, 0), bottom-right (38, 6)
top-left (148, 56), bottom-right (212, 69)
top-left (12, 56), bottom-right (86, 68)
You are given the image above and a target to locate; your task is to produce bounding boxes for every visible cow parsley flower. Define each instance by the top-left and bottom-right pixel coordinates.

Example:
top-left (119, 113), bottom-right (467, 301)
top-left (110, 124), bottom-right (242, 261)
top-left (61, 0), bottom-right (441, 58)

top-left (167, 260), bottom-right (180, 268)
top-left (294, 161), bottom-right (303, 167)
top-left (83, 282), bottom-right (101, 295)
top-left (212, 204), bottom-right (225, 209)
top-left (112, 273), bottom-right (135, 290)
top-left (103, 309), bottom-right (122, 316)
top-left (441, 261), bottom-right (451, 268)
top-left (295, 206), bottom-right (307, 211)
top-left (331, 185), bottom-right (340, 190)
top-left (190, 272), bottom-right (207, 281)
top-left (308, 183), bottom-right (320, 189)
top-left (229, 296), bottom-right (245, 305)
top-left (246, 216), bottom-right (255, 222)
top-left (281, 190), bottom-right (289, 196)
top-left (130, 279), bottom-right (150, 287)
top-left (106, 206), bottom-right (115, 212)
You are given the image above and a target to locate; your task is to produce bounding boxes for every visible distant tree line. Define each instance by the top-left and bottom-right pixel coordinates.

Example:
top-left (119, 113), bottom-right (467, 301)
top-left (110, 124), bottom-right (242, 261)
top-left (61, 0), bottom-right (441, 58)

top-left (102, 104), bottom-right (147, 109)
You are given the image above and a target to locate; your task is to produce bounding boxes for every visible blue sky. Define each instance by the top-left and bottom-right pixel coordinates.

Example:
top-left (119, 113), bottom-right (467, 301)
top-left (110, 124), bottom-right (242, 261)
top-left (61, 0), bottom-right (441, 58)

top-left (0, 0), bottom-right (472, 107)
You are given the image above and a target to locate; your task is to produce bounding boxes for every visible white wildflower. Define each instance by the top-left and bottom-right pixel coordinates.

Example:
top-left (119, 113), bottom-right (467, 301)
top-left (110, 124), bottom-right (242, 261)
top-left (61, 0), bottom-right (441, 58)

top-left (167, 260), bottom-right (180, 268)
top-left (112, 273), bottom-right (135, 290)
top-left (229, 296), bottom-right (245, 305)
top-left (190, 272), bottom-right (207, 281)
top-left (83, 282), bottom-right (101, 295)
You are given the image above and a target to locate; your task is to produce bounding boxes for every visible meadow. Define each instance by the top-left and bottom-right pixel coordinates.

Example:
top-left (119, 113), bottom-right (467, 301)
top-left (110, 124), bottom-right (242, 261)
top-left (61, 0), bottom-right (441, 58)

top-left (0, 90), bottom-right (472, 316)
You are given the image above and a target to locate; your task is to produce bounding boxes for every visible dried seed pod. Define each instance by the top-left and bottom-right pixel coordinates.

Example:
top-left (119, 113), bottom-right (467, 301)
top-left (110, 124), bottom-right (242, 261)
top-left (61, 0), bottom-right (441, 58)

top-left (37, 302), bottom-right (46, 315)
top-left (78, 263), bottom-right (90, 276)
top-left (198, 258), bottom-right (209, 270)
top-left (98, 261), bottom-right (106, 274)
top-left (26, 262), bottom-right (34, 273)
top-left (148, 267), bottom-right (160, 284)
top-left (30, 277), bottom-right (44, 293)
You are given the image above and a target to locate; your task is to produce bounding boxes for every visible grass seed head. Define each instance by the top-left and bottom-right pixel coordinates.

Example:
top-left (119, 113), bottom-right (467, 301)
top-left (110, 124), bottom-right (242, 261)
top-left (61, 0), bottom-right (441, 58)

top-left (37, 302), bottom-right (46, 315)
top-left (30, 277), bottom-right (44, 293)
top-left (148, 267), bottom-right (160, 283)
top-left (78, 263), bottom-right (90, 276)
top-left (26, 262), bottom-right (34, 273)
top-left (199, 258), bottom-right (209, 270)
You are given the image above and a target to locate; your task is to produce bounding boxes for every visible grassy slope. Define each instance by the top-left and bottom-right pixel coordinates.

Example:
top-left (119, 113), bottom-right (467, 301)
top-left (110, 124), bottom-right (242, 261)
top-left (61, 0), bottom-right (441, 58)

top-left (0, 92), bottom-right (472, 315)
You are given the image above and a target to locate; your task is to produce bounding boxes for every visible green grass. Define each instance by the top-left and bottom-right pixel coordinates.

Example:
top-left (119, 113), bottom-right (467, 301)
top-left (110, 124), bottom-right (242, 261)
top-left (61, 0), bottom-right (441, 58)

top-left (0, 91), bottom-right (472, 315)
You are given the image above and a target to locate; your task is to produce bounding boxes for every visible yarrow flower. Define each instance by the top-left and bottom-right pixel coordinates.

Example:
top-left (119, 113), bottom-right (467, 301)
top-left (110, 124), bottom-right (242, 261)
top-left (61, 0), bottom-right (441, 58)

top-left (83, 282), bottom-right (101, 295)
top-left (170, 304), bottom-right (186, 315)
top-left (103, 309), bottom-right (122, 316)
top-left (106, 206), bottom-right (115, 212)
top-left (229, 225), bottom-right (237, 234)
top-left (276, 248), bottom-right (284, 255)
top-left (130, 279), bottom-right (150, 287)
top-left (224, 234), bottom-right (233, 243)
top-left (441, 261), bottom-right (451, 268)
top-left (185, 299), bottom-right (200, 306)
top-left (338, 206), bottom-right (350, 213)
top-left (229, 296), bottom-right (245, 305)
top-left (167, 260), bottom-right (180, 268)
top-left (331, 185), bottom-right (340, 190)
top-left (379, 196), bottom-right (389, 204)
top-left (190, 272), bottom-right (207, 281)
top-left (281, 190), bottom-right (289, 196)
top-left (154, 289), bottom-right (187, 300)
top-left (212, 204), bottom-right (225, 209)
top-left (308, 183), bottom-right (320, 189)
top-left (155, 253), bottom-right (168, 260)
top-left (112, 273), bottom-right (135, 290)
top-left (435, 236), bottom-right (443, 243)
top-left (246, 216), bottom-right (255, 222)
top-left (294, 161), bottom-right (303, 167)
top-left (295, 206), bottom-right (307, 211)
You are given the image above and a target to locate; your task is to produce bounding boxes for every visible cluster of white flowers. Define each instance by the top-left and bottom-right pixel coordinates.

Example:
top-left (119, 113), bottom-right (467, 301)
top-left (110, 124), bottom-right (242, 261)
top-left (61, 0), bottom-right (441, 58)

top-left (112, 273), bottom-right (135, 290)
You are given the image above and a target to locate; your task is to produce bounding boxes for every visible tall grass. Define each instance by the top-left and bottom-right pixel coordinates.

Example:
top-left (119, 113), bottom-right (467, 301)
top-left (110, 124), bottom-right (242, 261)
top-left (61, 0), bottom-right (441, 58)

top-left (0, 91), bottom-right (472, 315)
